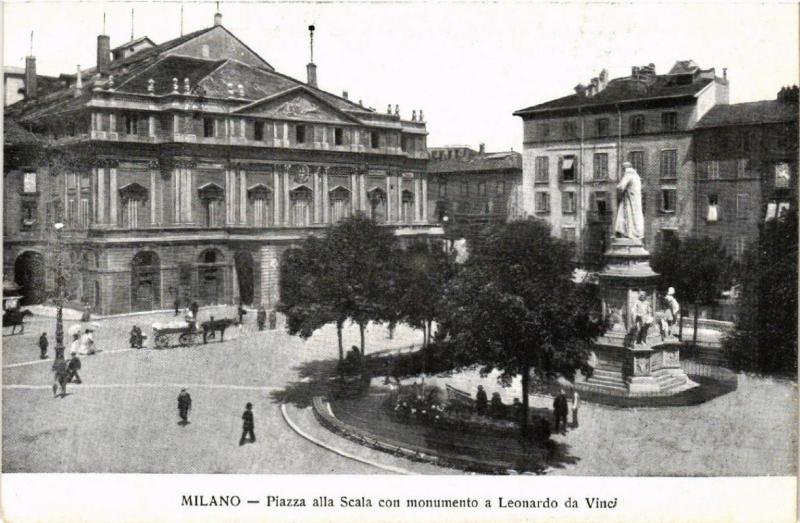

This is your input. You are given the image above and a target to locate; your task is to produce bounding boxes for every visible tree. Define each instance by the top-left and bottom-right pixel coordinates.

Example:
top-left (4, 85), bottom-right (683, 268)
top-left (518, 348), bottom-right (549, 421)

top-left (724, 211), bottom-right (798, 375)
top-left (395, 239), bottom-right (456, 347)
top-left (651, 236), bottom-right (733, 348)
top-left (440, 219), bottom-right (604, 437)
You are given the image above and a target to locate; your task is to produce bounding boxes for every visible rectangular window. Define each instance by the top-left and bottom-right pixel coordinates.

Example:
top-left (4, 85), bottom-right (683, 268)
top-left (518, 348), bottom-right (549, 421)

top-left (438, 182), bottom-right (447, 197)
top-left (535, 191), bottom-right (550, 214)
top-left (335, 127), bottom-right (344, 146)
top-left (496, 180), bottom-right (506, 195)
top-left (707, 194), bottom-right (719, 222)
top-left (708, 160), bottom-right (720, 179)
top-left (661, 112), bottom-right (678, 131)
top-left (80, 172), bottom-right (91, 188)
top-left (563, 121), bottom-right (577, 138)
top-left (296, 125), bottom-right (306, 144)
top-left (370, 131), bottom-right (380, 149)
top-left (124, 113), bottom-right (139, 135)
top-left (478, 182), bottom-right (487, 196)
top-left (734, 237), bottom-right (747, 259)
top-left (535, 156), bottom-right (550, 184)
top-left (23, 172), bottom-right (37, 193)
top-left (736, 194), bottom-right (750, 218)
top-left (562, 191), bottom-right (576, 214)
top-left (596, 118), bottom-right (609, 138)
top-left (592, 191), bottom-right (609, 215)
top-left (461, 181), bottom-right (469, 196)
top-left (66, 172), bottom-right (77, 189)
top-left (561, 156), bottom-right (576, 182)
top-left (736, 159), bottom-right (749, 178)
top-left (660, 150), bottom-right (677, 179)
top-left (775, 162), bottom-right (791, 188)
top-left (539, 123), bottom-right (550, 138)
top-left (593, 153), bottom-right (609, 180)
top-left (80, 198), bottom-right (90, 228)
top-left (630, 114), bottom-right (645, 134)
top-left (254, 121), bottom-right (264, 141)
top-left (561, 227), bottom-right (576, 243)
top-left (740, 132), bottom-right (752, 153)
top-left (203, 118), bottom-right (214, 138)
top-left (628, 150), bottom-right (644, 176)
top-left (661, 188), bottom-right (676, 213)
top-left (67, 199), bottom-right (77, 226)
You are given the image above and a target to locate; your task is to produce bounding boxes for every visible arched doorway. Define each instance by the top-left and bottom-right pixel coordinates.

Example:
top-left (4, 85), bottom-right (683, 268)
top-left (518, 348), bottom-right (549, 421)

top-left (234, 251), bottom-right (255, 305)
top-left (198, 249), bottom-right (224, 305)
top-left (14, 251), bottom-right (45, 305)
top-left (131, 251), bottom-right (160, 312)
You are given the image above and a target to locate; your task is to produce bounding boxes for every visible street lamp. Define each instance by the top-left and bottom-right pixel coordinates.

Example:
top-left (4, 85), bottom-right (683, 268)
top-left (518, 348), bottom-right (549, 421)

top-left (53, 222), bottom-right (65, 359)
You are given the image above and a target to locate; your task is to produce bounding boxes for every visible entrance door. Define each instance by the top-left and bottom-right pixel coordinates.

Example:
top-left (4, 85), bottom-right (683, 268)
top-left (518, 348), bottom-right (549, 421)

top-left (199, 267), bottom-right (222, 305)
top-left (14, 251), bottom-right (46, 305)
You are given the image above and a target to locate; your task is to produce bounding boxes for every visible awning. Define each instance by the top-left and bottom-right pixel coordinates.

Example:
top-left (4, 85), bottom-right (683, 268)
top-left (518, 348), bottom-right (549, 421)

top-left (562, 158), bottom-right (574, 170)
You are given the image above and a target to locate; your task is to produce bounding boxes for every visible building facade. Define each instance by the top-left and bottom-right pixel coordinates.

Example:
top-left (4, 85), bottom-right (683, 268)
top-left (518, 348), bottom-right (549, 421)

top-left (514, 61), bottom-right (729, 264)
top-left (693, 87), bottom-right (798, 259)
top-left (4, 15), bottom-right (434, 314)
top-left (426, 145), bottom-right (522, 224)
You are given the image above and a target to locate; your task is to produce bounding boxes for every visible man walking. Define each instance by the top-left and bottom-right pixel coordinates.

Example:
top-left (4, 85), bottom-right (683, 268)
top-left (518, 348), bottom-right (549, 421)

top-left (38, 332), bottom-right (48, 359)
top-left (553, 390), bottom-right (568, 434)
top-left (177, 388), bottom-right (192, 425)
top-left (237, 301), bottom-right (247, 325)
top-left (52, 356), bottom-right (68, 398)
top-left (256, 305), bottom-right (266, 331)
top-left (66, 350), bottom-right (82, 384)
top-left (239, 402), bottom-right (255, 445)
top-left (475, 385), bottom-right (487, 416)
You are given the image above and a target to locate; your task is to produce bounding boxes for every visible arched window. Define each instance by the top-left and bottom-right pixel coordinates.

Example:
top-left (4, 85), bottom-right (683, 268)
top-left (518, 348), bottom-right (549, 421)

top-left (197, 249), bottom-right (224, 305)
top-left (329, 186), bottom-right (351, 223)
top-left (290, 186), bottom-right (312, 226)
top-left (367, 187), bottom-right (387, 224)
top-left (401, 190), bottom-right (415, 224)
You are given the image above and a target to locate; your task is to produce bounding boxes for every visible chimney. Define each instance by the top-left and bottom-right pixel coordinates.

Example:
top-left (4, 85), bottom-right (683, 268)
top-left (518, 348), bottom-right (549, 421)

top-left (24, 55), bottom-right (37, 100)
top-left (214, 12), bottom-right (223, 26)
top-left (97, 34), bottom-right (111, 75)
top-left (342, 90), bottom-right (348, 99)
top-left (306, 63), bottom-right (317, 88)
top-left (479, 143), bottom-right (485, 154)
top-left (723, 67), bottom-right (727, 80)
top-left (574, 83), bottom-right (586, 96)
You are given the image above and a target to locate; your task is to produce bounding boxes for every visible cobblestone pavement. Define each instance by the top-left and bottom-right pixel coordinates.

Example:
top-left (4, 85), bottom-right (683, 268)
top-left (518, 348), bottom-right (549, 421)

top-left (2, 309), bottom-right (796, 475)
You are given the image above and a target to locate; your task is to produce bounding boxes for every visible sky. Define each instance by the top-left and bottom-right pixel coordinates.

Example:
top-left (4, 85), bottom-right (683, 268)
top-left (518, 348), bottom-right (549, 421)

top-left (3, 1), bottom-right (798, 151)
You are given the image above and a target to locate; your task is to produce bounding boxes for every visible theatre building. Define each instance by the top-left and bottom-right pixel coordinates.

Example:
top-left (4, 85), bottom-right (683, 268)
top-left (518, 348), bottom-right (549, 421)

top-left (4, 14), bottom-right (432, 314)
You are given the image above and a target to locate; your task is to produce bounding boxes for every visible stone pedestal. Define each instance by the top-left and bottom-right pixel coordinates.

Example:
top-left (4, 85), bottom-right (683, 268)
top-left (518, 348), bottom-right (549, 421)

top-left (575, 237), bottom-right (698, 397)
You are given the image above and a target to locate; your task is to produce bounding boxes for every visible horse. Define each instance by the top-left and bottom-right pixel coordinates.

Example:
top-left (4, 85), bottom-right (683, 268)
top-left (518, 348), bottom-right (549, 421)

top-left (3, 309), bottom-right (33, 334)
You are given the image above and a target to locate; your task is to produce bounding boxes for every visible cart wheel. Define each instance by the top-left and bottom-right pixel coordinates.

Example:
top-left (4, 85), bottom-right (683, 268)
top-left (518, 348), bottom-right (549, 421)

top-left (154, 334), bottom-right (169, 349)
top-left (178, 332), bottom-right (195, 347)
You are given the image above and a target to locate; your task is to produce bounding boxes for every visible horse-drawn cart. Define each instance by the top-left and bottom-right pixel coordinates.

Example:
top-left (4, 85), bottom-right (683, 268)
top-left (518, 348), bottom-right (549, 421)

top-left (152, 320), bottom-right (201, 348)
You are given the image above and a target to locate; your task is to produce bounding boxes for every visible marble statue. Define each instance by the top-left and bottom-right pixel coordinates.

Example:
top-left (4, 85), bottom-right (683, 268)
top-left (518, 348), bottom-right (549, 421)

top-left (614, 162), bottom-right (645, 241)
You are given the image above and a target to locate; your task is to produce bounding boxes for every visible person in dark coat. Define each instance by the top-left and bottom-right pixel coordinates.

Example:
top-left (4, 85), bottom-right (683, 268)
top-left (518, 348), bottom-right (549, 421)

top-left (38, 332), bottom-right (49, 359)
top-left (52, 357), bottom-right (68, 398)
top-left (475, 385), bottom-right (487, 415)
top-left (553, 390), bottom-right (569, 434)
top-left (268, 310), bottom-right (277, 330)
top-left (256, 306), bottom-right (267, 331)
top-left (130, 325), bottom-right (143, 349)
top-left (237, 302), bottom-right (247, 324)
top-left (240, 402), bottom-right (255, 445)
top-left (190, 301), bottom-right (199, 321)
top-left (66, 351), bottom-right (82, 384)
top-left (174, 297), bottom-right (181, 316)
top-left (177, 388), bottom-right (192, 424)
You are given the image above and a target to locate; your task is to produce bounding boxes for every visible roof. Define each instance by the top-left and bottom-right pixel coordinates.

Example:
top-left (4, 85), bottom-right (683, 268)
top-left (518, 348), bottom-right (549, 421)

top-left (111, 36), bottom-right (156, 53)
top-left (429, 151), bottom-right (521, 175)
top-left (514, 73), bottom-right (717, 117)
top-left (4, 66), bottom-right (25, 75)
top-left (4, 118), bottom-right (42, 146)
top-left (695, 100), bottom-right (798, 128)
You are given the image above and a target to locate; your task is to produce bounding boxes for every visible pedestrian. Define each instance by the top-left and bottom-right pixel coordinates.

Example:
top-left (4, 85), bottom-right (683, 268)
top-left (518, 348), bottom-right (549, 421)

top-left (190, 301), bottom-right (199, 321)
top-left (571, 389), bottom-right (580, 428)
top-left (489, 392), bottom-right (505, 418)
top-left (130, 325), bottom-right (143, 349)
top-left (268, 310), bottom-right (277, 330)
top-left (240, 402), bottom-right (255, 445)
top-left (256, 305), bottom-right (266, 331)
top-left (38, 332), bottom-right (48, 359)
top-left (177, 388), bottom-right (192, 424)
top-left (174, 296), bottom-right (181, 317)
top-left (513, 397), bottom-right (526, 425)
top-left (66, 350), bottom-right (82, 384)
top-left (475, 385), bottom-right (487, 416)
top-left (52, 356), bottom-right (68, 398)
top-left (237, 301), bottom-right (247, 324)
top-left (553, 390), bottom-right (568, 434)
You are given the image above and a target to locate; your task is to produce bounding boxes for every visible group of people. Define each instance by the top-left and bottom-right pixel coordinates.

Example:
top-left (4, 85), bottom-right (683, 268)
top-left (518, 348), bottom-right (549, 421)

top-left (474, 384), bottom-right (581, 434)
top-left (632, 287), bottom-right (682, 345)
top-left (176, 388), bottom-right (256, 446)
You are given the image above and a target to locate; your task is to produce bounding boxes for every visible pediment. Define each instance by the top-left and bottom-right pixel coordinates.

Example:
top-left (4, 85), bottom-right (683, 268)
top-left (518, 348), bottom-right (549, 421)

top-left (118, 182), bottom-right (149, 200)
top-left (198, 182), bottom-right (224, 200)
top-left (234, 87), bottom-right (361, 125)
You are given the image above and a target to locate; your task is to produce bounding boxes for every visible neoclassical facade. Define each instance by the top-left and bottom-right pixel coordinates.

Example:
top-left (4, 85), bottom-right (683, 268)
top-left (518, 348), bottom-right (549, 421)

top-left (4, 15), bottom-right (434, 314)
